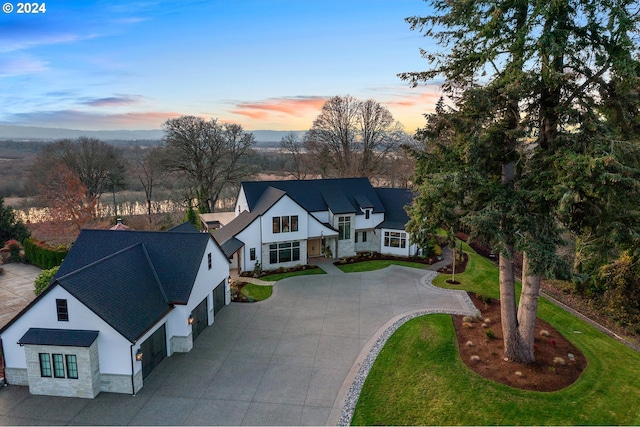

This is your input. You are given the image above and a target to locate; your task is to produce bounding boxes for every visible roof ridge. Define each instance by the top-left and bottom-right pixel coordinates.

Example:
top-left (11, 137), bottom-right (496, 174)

top-left (55, 242), bottom-right (146, 282)
top-left (140, 243), bottom-right (169, 304)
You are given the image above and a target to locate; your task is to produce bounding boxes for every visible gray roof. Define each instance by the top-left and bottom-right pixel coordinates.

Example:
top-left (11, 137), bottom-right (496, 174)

top-left (220, 237), bottom-right (244, 258)
top-left (374, 188), bottom-right (415, 230)
top-left (240, 178), bottom-right (386, 215)
top-left (55, 243), bottom-right (172, 343)
top-left (167, 222), bottom-right (201, 233)
top-left (56, 228), bottom-right (214, 304)
top-left (18, 328), bottom-right (99, 347)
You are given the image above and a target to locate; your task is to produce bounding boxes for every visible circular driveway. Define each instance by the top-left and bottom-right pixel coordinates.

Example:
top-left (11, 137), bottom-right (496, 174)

top-left (0, 265), bottom-right (477, 426)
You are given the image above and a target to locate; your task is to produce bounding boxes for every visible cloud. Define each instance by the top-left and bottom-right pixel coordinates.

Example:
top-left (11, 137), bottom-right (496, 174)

top-left (81, 96), bottom-right (145, 107)
top-left (382, 86), bottom-right (443, 109)
top-left (1, 110), bottom-right (184, 130)
top-left (230, 96), bottom-right (327, 121)
top-left (0, 55), bottom-right (48, 77)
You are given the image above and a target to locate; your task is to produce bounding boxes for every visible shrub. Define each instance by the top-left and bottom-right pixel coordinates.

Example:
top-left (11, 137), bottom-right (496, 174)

top-left (485, 328), bottom-right (496, 339)
top-left (34, 266), bottom-right (59, 296)
top-left (4, 239), bottom-right (22, 262)
top-left (23, 238), bottom-right (68, 269)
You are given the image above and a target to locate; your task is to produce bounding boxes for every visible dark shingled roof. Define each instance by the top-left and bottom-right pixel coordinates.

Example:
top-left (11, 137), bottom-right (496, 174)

top-left (220, 237), bottom-right (244, 258)
top-left (55, 243), bottom-right (171, 343)
top-left (56, 229), bottom-right (212, 304)
top-left (240, 178), bottom-right (385, 215)
top-left (167, 222), bottom-right (201, 233)
top-left (19, 328), bottom-right (99, 347)
top-left (374, 188), bottom-right (415, 230)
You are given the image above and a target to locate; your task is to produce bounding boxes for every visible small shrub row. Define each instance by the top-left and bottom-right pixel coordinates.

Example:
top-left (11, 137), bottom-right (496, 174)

top-left (23, 238), bottom-right (68, 269)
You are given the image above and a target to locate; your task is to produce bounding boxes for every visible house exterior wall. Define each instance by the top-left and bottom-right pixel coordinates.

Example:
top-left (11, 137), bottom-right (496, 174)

top-left (353, 211), bottom-right (384, 231)
top-left (334, 213), bottom-right (355, 258)
top-left (235, 188), bottom-right (249, 214)
top-left (23, 341), bottom-right (100, 398)
top-left (379, 228), bottom-right (418, 257)
top-left (354, 229), bottom-right (380, 253)
top-left (236, 219), bottom-right (261, 272)
top-left (260, 197), bottom-right (308, 244)
top-left (261, 239), bottom-right (308, 270)
top-left (166, 238), bottom-right (230, 354)
top-left (2, 287), bottom-right (132, 377)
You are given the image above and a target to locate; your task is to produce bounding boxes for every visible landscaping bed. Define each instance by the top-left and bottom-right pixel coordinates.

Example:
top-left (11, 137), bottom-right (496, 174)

top-left (333, 251), bottom-right (441, 266)
top-left (454, 293), bottom-right (586, 392)
top-left (239, 263), bottom-right (320, 279)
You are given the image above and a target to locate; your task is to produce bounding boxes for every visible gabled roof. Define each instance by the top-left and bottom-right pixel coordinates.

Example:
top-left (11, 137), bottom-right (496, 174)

top-left (167, 222), bottom-right (201, 233)
top-left (56, 228), bottom-right (213, 304)
top-left (55, 243), bottom-right (171, 343)
top-left (374, 188), bottom-right (415, 230)
top-left (240, 178), bottom-right (386, 215)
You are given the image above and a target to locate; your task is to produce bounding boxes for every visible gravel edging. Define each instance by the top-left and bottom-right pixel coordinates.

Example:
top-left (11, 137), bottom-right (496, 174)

top-left (336, 268), bottom-right (479, 426)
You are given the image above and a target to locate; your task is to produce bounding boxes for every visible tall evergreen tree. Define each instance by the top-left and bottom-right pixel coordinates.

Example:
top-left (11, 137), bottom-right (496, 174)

top-left (402, 0), bottom-right (640, 362)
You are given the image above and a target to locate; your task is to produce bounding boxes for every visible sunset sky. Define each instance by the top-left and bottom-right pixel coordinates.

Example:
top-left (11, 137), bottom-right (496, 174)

top-left (0, 0), bottom-right (442, 134)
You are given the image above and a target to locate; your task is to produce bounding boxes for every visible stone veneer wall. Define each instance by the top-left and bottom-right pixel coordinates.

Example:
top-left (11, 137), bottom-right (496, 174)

top-left (24, 341), bottom-right (100, 398)
top-left (170, 334), bottom-right (193, 354)
top-left (99, 370), bottom-right (142, 395)
top-left (5, 367), bottom-right (28, 386)
top-left (261, 240), bottom-right (308, 270)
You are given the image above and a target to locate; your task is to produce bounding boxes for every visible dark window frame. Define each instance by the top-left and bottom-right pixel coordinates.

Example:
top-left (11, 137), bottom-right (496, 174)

top-left (338, 216), bottom-right (351, 240)
top-left (53, 353), bottom-right (65, 378)
top-left (66, 354), bottom-right (78, 379)
top-left (249, 248), bottom-right (256, 261)
top-left (207, 252), bottom-right (212, 269)
top-left (39, 353), bottom-right (52, 377)
top-left (56, 299), bottom-right (69, 322)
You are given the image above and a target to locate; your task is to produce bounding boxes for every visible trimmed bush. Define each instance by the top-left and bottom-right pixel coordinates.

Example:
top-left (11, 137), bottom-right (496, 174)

top-left (23, 238), bottom-right (68, 269)
top-left (34, 266), bottom-right (59, 296)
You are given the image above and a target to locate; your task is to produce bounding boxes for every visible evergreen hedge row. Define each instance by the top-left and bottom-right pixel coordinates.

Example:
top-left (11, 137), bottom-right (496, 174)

top-left (23, 238), bottom-right (68, 269)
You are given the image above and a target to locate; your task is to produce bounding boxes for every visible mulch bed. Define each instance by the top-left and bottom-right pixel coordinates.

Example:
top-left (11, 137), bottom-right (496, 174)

top-left (239, 264), bottom-right (320, 279)
top-left (453, 294), bottom-right (587, 391)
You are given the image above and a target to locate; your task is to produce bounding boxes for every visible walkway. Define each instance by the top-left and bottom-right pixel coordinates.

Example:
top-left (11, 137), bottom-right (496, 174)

top-left (0, 265), bottom-right (476, 426)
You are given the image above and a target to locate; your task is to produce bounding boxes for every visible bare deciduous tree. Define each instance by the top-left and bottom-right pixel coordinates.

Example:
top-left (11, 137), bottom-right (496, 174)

top-left (161, 116), bottom-right (256, 213)
top-left (304, 95), bottom-right (404, 178)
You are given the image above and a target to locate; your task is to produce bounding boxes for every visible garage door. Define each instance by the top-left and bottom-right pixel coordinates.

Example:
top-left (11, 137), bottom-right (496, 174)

top-left (140, 324), bottom-right (166, 379)
top-left (191, 297), bottom-right (208, 342)
top-left (213, 279), bottom-right (226, 316)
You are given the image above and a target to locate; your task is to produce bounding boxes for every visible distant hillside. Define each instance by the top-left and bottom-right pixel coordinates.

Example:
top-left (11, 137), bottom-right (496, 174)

top-left (0, 125), bottom-right (306, 145)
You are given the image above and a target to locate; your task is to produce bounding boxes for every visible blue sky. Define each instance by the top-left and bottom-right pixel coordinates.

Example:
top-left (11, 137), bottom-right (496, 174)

top-left (0, 0), bottom-right (441, 133)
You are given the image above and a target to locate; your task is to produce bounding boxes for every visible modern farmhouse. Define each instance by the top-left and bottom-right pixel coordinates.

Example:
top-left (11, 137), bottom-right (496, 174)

top-left (0, 224), bottom-right (230, 398)
top-left (213, 177), bottom-right (417, 273)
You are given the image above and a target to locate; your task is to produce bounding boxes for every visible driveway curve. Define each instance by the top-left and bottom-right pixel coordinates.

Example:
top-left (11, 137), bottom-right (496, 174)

top-left (0, 266), bottom-right (477, 426)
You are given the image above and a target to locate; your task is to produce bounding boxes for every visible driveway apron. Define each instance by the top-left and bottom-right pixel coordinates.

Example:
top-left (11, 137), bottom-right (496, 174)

top-left (0, 265), bottom-right (476, 426)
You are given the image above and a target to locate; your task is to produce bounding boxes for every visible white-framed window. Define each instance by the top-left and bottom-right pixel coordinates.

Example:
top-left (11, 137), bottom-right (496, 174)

top-left (338, 216), bottom-right (351, 240)
top-left (384, 231), bottom-right (406, 248)
top-left (272, 215), bottom-right (298, 233)
top-left (269, 241), bottom-right (300, 264)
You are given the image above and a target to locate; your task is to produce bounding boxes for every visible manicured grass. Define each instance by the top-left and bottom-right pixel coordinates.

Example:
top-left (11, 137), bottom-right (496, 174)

top-left (240, 283), bottom-right (272, 301)
top-left (351, 246), bottom-right (640, 425)
top-left (260, 267), bottom-right (326, 282)
top-left (337, 259), bottom-right (427, 273)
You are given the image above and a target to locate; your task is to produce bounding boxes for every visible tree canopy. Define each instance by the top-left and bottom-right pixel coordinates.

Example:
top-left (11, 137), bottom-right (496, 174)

top-left (402, 0), bottom-right (640, 362)
top-left (161, 115), bottom-right (256, 213)
top-left (0, 197), bottom-right (30, 246)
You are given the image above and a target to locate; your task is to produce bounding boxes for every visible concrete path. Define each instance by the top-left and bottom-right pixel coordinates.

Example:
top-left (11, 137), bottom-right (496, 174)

top-left (0, 265), bottom-right (476, 426)
top-left (0, 262), bottom-right (41, 329)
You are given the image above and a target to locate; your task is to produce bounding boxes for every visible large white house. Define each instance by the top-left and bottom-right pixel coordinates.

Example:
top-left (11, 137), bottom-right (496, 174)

top-left (0, 224), bottom-right (230, 398)
top-left (213, 178), bottom-right (418, 273)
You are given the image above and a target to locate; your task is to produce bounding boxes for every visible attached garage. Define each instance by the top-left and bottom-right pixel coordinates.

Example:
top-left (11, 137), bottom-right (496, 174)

top-left (213, 280), bottom-right (226, 316)
top-left (191, 298), bottom-right (208, 342)
top-left (140, 324), bottom-right (167, 379)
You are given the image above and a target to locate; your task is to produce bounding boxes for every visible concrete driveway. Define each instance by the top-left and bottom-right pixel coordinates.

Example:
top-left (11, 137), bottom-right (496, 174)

top-left (0, 265), bottom-right (477, 426)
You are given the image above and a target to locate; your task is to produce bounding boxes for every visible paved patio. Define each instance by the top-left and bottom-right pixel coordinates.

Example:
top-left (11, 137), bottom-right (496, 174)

top-left (0, 263), bottom-right (476, 426)
top-left (0, 262), bottom-right (41, 329)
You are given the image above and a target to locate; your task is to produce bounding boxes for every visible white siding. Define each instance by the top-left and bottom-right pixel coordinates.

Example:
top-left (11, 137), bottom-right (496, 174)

top-left (236, 218), bottom-right (262, 272)
top-left (260, 196), bottom-right (308, 244)
top-left (353, 211), bottom-right (384, 230)
top-left (380, 228), bottom-right (418, 257)
top-left (235, 188), bottom-right (249, 215)
top-left (1, 287), bottom-right (134, 376)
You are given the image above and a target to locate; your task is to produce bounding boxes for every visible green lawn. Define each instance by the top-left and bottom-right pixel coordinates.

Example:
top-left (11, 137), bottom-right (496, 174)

top-left (260, 267), bottom-right (326, 282)
top-left (351, 247), bottom-right (640, 425)
top-left (240, 283), bottom-right (272, 301)
top-left (337, 259), bottom-right (428, 273)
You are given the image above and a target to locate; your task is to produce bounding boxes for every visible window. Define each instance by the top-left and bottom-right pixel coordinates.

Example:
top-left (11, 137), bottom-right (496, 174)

top-left (365, 209), bottom-right (370, 220)
top-left (65, 355), bottom-right (78, 379)
top-left (269, 242), bottom-right (300, 264)
top-left (362, 231), bottom-right (367, 242)
top-left (272, 216), bottom-right (298, 234)
top-left (53, 354), bottom-right (65, 378)
top-left (39, 353), bottom-right (51, 377)
top-left (56, 299), bottom-right (68, 321)
top-left (384, 231), bottom-right (406, 248)
top-left (250, 248), bottom-right (256, 261)
top-left (338, 216), bottom-right (351, 240)
top-left (207, 253), bottom-right (212, 269)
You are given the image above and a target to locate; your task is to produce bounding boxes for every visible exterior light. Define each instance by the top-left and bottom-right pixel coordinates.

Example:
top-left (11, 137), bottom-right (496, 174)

top-left (135, 349), bottom-right (143, 361)
top-left (188, 314), bottom-right (194, 325)
top-left (227, 275), bottom-right (232, 284)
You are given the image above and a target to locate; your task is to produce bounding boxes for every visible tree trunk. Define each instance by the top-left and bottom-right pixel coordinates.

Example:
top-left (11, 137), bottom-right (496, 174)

top-left (499, 247), bottom-right (524, 361)
top-left (516, 251), bottom-right (540, 363)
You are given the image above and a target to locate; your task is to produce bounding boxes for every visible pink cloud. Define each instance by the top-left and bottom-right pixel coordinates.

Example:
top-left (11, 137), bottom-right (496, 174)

top-left (230, 96), bottom-right (328, 121)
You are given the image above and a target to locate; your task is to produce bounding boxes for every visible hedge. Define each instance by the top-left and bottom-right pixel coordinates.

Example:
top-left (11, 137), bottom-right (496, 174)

top-left (23, 238), bottom-right (68, 269)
